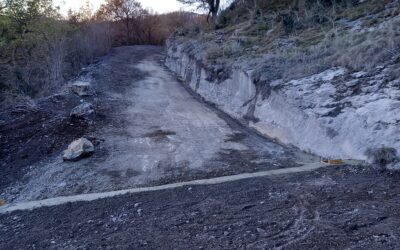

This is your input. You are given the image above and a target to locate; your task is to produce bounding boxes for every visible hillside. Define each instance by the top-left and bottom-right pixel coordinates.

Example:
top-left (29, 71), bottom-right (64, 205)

top-left (3, 1), bottom-right (400, 248)
top-left (166, 0), bottom-right (400, 163)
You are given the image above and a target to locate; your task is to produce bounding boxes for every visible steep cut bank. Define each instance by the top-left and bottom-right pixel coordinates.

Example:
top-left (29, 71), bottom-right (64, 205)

top-left (166, 0), bottom-right (400, 161)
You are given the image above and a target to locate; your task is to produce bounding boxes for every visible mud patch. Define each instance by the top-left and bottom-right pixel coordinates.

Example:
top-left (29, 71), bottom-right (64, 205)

top-left (102, 170), bottom-right (122, 178)
top-left (143, 129), bottom-right (176, 142)
top-left (125, 168), bottom-right (140, 178)
top-left (224, 132), bottom-right (247, 143)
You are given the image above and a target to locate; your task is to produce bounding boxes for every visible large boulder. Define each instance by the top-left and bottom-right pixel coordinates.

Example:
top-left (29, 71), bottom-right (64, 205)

top-left (63, 138), bottom-right (94, 161)
top-left (70, 102), bottom-right (95, 120)
top-left (71, 81), bottom-right (93, 96)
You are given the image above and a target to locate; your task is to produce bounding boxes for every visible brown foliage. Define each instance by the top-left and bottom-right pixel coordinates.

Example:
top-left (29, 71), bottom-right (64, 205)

top-left (95, 0), bottom-right (206, 46)
top-left (0, 0), bottom-right (205, 109)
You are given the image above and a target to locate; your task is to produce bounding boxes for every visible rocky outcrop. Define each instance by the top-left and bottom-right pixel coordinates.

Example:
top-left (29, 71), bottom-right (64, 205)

top-left (166, 39), bottom-right (400, 160)
top-left (63, 138), bottom-right (94, 161)
top-left (70, 102), bottom-right (95, 120)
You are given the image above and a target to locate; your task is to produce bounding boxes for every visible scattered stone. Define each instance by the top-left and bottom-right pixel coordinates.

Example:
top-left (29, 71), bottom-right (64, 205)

top-left (71, 81), bottom-right (93, 96)
top-left (385, 161), bottom-right (400, 171)
top-left (256, 228), bottom-right (267, 236)
top-left (139, 240), bottom-right (148, 245)
top-left (0, 199), bottom-right (6, 206)
top-left (351, 71), bottom-right (367, 78)
top-left (70, 102), bottom-right (95, 120)
top-left (63, 138), bottom-right (95, 161)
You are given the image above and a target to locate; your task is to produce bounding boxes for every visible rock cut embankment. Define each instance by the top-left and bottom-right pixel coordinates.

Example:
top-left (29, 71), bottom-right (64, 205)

top-left (166, 38), bottom-right (400, 161)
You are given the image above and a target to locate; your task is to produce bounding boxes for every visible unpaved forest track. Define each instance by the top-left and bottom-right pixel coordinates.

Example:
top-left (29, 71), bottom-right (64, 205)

top-left (1, 46), bottom-right (315, 204)
top-left (1, 46), bottom-right (399, 249)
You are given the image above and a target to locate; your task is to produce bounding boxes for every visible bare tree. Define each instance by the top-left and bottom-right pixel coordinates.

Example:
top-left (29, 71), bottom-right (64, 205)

top-left (0, 0), bottom-right (7, 12)
top-left (178, 0), bottom-right (220, 23)
top-left (97, 0), bottom-right (146, 45)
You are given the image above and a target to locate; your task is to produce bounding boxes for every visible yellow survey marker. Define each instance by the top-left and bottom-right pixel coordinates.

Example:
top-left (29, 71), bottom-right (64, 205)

top-left (322, 159), bottom-right (343, 165)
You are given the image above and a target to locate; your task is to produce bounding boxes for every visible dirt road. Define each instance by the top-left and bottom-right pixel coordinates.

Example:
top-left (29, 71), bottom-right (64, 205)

top-left (1, 46), bottom-right (314, 203)
top-left (1, 46), bottom-right (399, 249)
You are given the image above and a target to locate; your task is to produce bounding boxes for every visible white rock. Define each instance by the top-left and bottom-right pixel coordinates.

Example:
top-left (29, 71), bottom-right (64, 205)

top-left (166, 42), bottom-right (400, 160)
top-left (70, 103), bottom-right (95, 119)
top-left (71, 81), bottom-right (93, 96)
top-left (351, 71), bottom-right (367, 78)
top-left (386, 161), bottom-right (400, 171)
top-left (63, 138), bottom-right (94, 161)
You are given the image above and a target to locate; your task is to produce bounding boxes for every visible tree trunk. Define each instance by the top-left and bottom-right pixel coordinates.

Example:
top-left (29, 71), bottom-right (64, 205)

top-left (125, 18), bottom-right (130, 45)
top-left (207, 0), bottom-right (220, 24)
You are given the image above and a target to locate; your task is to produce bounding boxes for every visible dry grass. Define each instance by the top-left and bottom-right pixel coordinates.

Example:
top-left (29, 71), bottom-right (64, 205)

top-left (251, 17), bottom-right (400, 82)
top-left (177, 0), bottom-right (400, 85)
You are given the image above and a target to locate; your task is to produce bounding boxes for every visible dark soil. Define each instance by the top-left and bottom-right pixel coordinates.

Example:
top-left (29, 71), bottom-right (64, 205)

top-left (0, 46), bottom-right (159, 195)
top-left (1, 165), bottom-right (400, 249)
top-left (0, 94), bottom-right (89, 191)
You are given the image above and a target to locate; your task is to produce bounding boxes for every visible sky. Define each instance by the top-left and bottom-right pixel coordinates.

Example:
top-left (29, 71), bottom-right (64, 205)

top-left (54, 0), bottom-right (185, 16)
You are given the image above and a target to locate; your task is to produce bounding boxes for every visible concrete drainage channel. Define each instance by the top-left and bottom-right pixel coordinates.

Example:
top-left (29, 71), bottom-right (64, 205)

top-left (0, 160), bottom-right (361, 214)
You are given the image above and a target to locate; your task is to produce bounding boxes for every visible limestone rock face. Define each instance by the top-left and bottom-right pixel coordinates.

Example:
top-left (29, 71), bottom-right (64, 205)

top-left (71, 81), bottom-right (93, 96)
top-left (166, 39), bottom-right (400, 160)
top-left (63, 138), bottom-right (94, 161)
top-left (70, 102), bottom-right (95, 119)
